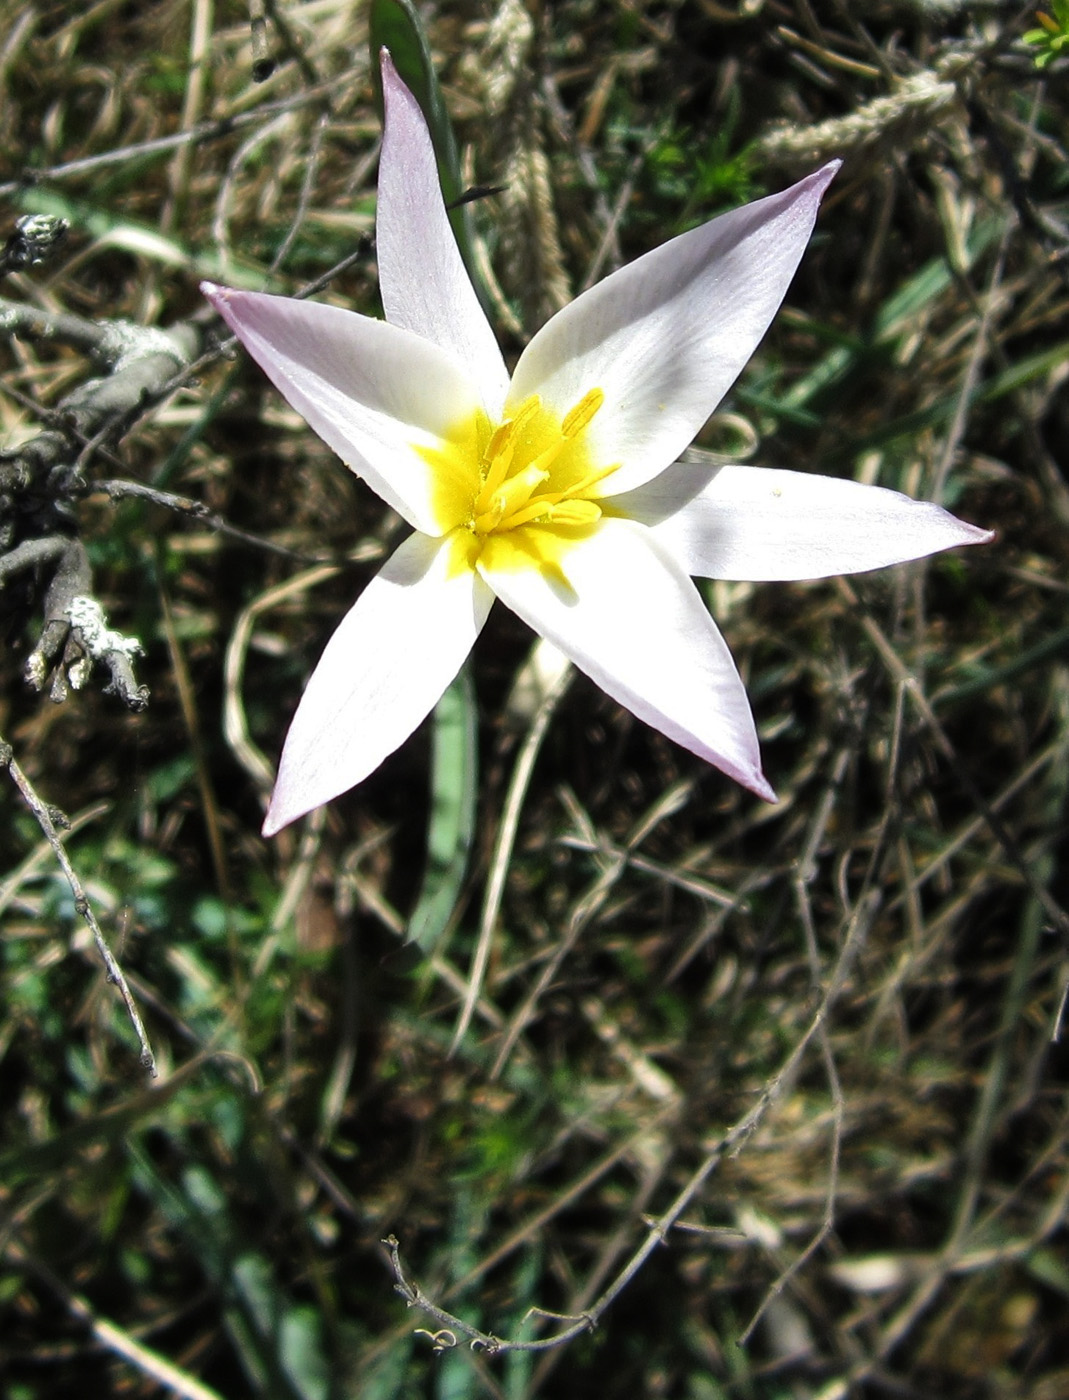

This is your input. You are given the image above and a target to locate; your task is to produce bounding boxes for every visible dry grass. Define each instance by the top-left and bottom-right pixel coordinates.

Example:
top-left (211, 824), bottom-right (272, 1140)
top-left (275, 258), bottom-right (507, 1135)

top-left (1, 2), bottom-right (1068, 1397)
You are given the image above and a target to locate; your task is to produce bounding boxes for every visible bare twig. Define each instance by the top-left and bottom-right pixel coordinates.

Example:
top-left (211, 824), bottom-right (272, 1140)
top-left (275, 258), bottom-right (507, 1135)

top-left (0, 737), bottom-right (157, 1076)
top-left (0, 300), bottom-right (195, 509)
top-left (269, 111), bottom-right (330, 275)
top-left (488, 779), bottom-right (694, 1079)
top-left (0, 534), bottom-right (67, 584)
top-left (93, 479), bottom-right (312, 560)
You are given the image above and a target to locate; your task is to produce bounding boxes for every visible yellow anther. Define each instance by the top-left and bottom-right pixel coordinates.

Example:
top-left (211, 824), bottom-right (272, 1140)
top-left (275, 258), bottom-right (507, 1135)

top-left (479, 395), bottom-right (543, 500)
top-left (480, 428), bottom-right (516, 499)
top-left (482, 420), bottom-right (513, 469)
top-left (561, 387), bottom-right (604, 439)
top-left (511, 394), bottom-right (543, 434)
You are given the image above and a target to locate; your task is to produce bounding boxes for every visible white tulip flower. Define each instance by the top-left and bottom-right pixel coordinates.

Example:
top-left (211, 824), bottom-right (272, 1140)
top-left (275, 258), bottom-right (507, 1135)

top-left (204, 53), bottom-right (991, 835)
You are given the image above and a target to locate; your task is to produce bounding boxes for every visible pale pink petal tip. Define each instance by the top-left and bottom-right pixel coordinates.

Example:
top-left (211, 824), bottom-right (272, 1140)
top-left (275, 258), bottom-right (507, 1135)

top-left (374, 38), bottom-right (509, 410)
top-left (262, 796), bottom-right (291, 838)
top-left (747, 770), bottom-right (778, 805)
top-left (262, 778), bottom-right (311, 836)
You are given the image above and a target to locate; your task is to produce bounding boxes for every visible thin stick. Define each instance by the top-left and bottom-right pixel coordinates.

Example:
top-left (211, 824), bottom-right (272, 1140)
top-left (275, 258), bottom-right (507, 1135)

top-left (94, 478), bottom-right (310, 559)
top-left (489, 781), bottom-right (692, 1080)
top-left (0, 737), bottom-right (156, 1076)
top-left (739, 748), bottom-right (857, 1345)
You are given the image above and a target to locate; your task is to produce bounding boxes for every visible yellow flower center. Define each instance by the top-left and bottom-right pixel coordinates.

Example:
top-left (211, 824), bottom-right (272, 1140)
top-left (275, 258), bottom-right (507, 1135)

top-left (421, 389), bottom-right (618, 581)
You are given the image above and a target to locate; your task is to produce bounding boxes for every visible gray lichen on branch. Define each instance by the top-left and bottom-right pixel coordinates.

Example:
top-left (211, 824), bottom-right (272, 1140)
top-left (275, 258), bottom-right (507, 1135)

top-left (0, 294), bottom-right (199, 710)
top-left (0, 214), bottom-right (69, 275)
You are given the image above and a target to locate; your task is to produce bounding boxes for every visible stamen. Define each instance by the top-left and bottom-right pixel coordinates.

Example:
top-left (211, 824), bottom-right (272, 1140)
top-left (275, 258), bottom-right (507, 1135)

top-left (479, 395), bottom-right (542, 501)
top-left (561, 460), bottom-right (621, 498)
top-left (473, 502), bottom-right (505, 534)
top-left (561, 387), bottom-right (604, 439)
top-left (479, 426), bottom-right (516, 501)
top-left (547, 499), bottom-right (602, 527)
top-left (474, 464), bottom-right (547, 522)
top-left (521, 389), bottom-right (606, 480)
top-left (499, 500), bottom-right (554, 530)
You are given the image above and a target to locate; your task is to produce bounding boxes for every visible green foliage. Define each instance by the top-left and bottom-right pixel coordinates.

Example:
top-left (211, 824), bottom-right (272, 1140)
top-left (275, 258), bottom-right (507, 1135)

top-left (1024, 3), bottom-right (1069, 67)
top-left (408, 666), bottom-right (478, 953)
top-left (629, 101), bottom-right (756, 238)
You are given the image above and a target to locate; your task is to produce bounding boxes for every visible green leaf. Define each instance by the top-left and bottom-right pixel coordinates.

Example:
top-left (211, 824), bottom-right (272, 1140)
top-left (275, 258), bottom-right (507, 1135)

top-left (408, 666), bottom-right (478, 953)
top-left (233, 1256), bottom-right (329, 1400)
top-left (1022, 4), bottom-right (1069, 65)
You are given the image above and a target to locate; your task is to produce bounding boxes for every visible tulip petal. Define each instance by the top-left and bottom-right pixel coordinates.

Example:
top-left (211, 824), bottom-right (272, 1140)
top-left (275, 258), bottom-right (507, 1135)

top-left (614, 463), bottom-right (995, 580)
top-left (264, 532), bottom-right (494, 834)
top-left (377, 52), bottom-right (510, 415)
top-left (508, 165), bottom-right (839, 498)
top-left (203, 283), bottom-right (482, 536)
top-left (479, 518), bottom-right (775, 801)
